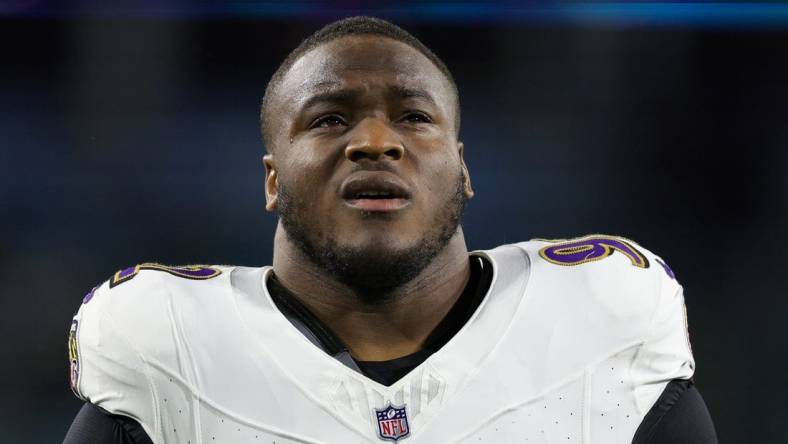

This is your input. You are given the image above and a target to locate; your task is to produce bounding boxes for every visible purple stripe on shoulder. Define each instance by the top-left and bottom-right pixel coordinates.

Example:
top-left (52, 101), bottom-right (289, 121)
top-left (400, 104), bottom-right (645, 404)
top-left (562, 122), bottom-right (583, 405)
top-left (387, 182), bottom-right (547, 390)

top-left (82, 284), bottom-right (99, 304)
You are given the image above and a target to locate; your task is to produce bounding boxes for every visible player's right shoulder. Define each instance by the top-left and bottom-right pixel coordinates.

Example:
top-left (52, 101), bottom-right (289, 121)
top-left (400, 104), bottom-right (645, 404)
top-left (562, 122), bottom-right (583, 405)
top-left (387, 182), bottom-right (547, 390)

top-left (75, 264), bottom-right (181, 335)
top-left (69, 265), bottom-right (166, 402)
top-left (69, 263), bottom-right (227, 401)
top-left (77, 263), bottom-right (227, 321)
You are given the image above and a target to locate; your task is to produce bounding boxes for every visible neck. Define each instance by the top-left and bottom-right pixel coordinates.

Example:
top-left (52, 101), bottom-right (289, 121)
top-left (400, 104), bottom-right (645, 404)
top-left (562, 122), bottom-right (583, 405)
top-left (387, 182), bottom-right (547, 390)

top-left (271, 224), bottom-right (471, 361)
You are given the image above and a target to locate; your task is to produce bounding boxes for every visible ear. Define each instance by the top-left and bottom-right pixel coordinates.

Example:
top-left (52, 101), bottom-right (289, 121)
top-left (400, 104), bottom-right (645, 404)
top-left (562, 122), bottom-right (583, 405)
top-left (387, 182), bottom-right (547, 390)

top-left (263, 154), bottom-right (279, 212)
top-left (457, 142), bottom-right (474, 199)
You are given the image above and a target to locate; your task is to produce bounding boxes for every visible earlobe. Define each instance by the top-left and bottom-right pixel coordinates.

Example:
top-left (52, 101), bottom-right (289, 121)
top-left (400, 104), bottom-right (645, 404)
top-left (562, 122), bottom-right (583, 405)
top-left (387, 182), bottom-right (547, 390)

top-left (458, 142), bottom-right (474, 199)
top-left (263, 155), bottom-right (279, 212)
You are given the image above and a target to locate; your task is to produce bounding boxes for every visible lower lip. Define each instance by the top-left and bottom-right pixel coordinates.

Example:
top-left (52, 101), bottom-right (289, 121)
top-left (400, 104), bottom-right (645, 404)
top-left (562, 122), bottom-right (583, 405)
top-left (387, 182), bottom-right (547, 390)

top-left (345, 198), bottom-right (410, 212)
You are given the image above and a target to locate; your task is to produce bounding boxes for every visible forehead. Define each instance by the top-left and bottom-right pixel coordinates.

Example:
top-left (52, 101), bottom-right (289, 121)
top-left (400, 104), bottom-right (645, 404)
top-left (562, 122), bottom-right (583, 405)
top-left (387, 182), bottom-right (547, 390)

top-left (278, 35), bottom-right (452, 107)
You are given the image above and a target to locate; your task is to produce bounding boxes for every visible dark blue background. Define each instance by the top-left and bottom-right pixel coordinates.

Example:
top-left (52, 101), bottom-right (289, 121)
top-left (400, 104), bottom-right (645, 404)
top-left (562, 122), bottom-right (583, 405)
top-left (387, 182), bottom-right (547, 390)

top-left (1, 3), bottom-right (787, 442)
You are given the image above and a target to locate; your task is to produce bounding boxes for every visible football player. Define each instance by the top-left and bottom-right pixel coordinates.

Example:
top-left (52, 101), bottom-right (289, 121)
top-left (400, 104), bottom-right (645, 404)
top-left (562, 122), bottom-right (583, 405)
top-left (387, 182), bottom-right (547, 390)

top-left (64, 16), bottom-right (717, 444)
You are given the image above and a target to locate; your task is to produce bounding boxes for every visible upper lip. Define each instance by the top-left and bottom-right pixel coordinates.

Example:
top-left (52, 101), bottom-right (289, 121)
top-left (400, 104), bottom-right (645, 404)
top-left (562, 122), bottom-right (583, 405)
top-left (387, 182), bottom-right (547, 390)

top-left (340, 171), bottom-right (412, 200)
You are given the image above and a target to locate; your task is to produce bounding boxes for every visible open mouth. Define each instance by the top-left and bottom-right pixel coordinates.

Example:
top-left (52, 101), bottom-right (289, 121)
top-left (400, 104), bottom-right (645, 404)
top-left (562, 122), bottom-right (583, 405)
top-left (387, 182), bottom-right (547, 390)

top-left (341, 173), bottom-right (411, 212)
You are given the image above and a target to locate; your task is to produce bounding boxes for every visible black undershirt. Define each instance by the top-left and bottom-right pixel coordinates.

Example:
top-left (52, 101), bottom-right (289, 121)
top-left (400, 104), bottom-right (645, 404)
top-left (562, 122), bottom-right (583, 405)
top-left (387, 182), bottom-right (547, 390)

top-left (64, 256), bottom-right (717, 443)
top-left (356, 348), bottom-right (436, 388)
top-left (354, 256), bottom-right (492, 385)
top-left (267, 254), bottom-right (493, 386)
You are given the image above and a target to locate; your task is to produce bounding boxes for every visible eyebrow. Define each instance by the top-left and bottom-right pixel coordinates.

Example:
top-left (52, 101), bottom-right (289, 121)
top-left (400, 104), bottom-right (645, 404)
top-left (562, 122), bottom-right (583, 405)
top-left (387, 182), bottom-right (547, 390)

top-left (299, 88), bottom-right (358, 112)
top-left (388, 85), bottom-right (437, 105)
top-left (298, 84), bottom-right (438, 114)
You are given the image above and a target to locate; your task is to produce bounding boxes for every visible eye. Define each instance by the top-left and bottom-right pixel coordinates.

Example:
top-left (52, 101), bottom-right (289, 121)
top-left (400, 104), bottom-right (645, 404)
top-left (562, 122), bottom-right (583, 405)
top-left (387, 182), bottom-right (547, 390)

top-left (400, 111), bottom-right (433, 124)
top-left (310, 114), bottom-right (347, 129)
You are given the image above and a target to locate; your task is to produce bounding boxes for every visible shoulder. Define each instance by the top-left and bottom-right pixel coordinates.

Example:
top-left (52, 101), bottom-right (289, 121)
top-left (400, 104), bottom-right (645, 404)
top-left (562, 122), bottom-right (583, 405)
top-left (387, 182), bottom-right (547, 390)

top-left (496, 234), bottom-right (682, 328)
top-left (77, 263), bottom-right (230, 331)
top-left (522, 234), bottom-right (677, 288)
top-left (69, 263), bottom-right (231, 399)
top-left (484, 236), bottom-right (694, 395)
top-left (106, 262), bottom-right (228, 292)
top-left (499, 234), bottom-right (678, 283)
top-left (86, 262), bottom-right (229, 303)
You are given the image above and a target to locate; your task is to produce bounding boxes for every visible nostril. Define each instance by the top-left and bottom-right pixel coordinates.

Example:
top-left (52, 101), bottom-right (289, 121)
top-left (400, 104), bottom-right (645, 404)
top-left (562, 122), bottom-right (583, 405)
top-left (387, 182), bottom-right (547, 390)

top-left (385, 148), bottom-right (403, 160)
top-left (348, 150), bottom-right (367, 162)
top-left (346, 146), bottom-right (403, 162)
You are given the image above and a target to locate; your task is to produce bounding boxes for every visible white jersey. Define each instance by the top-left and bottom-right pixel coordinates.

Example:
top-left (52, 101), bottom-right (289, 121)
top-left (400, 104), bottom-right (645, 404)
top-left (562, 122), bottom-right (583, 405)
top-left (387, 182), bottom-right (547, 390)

top-left (68, 235), bottom-right (694, 444)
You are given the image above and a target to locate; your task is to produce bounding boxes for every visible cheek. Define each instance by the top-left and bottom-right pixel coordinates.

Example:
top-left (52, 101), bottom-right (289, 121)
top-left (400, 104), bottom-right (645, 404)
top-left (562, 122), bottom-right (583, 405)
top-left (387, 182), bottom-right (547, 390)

top-left (279, 147), bottom-right (342, 201)
top-left (282, 149), bottom-right (326, 179)
top-left (415, 151), bottom-right (462, 197)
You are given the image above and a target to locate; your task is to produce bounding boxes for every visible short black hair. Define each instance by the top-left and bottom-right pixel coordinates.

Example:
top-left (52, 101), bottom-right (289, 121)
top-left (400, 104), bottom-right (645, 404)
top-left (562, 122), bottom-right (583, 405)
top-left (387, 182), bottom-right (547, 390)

top-left (260, 16), bottom-right (460, 152)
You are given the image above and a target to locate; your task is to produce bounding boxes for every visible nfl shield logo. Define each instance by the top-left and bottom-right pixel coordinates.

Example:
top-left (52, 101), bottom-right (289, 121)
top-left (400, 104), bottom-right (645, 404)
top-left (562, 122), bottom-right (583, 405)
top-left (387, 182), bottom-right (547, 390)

top-left (375, 404), bottom-right (410, 442)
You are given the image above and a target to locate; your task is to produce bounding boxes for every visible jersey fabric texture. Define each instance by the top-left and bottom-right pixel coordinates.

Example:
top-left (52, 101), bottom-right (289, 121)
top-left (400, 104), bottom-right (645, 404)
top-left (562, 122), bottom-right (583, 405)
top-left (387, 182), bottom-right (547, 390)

top-left (63, 380), bottom-right (716, 444)
top-left (65, 237), bottom-right (709, 443)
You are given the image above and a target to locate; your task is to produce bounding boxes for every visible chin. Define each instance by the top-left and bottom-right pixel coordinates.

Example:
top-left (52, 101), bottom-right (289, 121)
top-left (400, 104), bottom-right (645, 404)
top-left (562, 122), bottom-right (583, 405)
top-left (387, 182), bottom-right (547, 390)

top-left (342, 231), bottom-right (418, 253)
top-left (279, 181), bottom-right (465, 298)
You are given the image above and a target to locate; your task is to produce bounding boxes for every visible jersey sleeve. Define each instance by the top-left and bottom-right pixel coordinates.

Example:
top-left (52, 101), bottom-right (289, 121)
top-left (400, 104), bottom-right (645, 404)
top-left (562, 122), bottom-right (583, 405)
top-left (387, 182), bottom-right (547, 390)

top-left (64, 402), bottom-right (154, 444)
top-left (526, 235), bottom-right (697, 415)
top-left (633, 379), bottom-right (718, 444)
top-left (630, 250), bottom-right (696, 414)
top-left (68, 271), bottom-right (172, 441)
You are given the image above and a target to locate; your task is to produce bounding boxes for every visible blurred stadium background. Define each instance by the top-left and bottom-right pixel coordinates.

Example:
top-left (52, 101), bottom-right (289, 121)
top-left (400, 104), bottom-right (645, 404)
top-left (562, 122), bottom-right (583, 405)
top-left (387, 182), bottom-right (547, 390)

top-left (1, 1), bottom-right (787, 442)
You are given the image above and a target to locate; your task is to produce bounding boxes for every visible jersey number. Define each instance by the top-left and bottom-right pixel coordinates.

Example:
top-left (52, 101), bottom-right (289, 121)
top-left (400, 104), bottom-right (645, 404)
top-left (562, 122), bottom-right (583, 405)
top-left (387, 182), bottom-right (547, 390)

top-left (538, 235), bottom-right (650, 268)
top-left (109, 263), bottom-right (222, 288)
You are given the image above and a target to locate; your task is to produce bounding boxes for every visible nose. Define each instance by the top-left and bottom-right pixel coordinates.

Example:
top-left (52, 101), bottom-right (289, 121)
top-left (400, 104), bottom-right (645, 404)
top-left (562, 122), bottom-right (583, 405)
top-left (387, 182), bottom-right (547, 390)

top-left (345, 117), bottom-right (405, 163)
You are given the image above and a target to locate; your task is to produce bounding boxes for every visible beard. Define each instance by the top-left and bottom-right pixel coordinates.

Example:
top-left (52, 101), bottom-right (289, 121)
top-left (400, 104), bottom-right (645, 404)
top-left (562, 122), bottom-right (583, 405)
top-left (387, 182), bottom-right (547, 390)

top-left (277, 171), bottom-right (467, 304)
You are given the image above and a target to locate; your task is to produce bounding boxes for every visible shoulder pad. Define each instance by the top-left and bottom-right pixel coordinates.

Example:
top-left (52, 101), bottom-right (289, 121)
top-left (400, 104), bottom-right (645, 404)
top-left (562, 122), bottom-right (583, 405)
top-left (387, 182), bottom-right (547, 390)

top-left (515, 235), bottom-right (694, 409)
top-left (108, 263), bottom-right (223, 288)
top-left (516, 234), bottom-right (682, 328)
top-left (527, 234), bottom-right (679, 286)
top-left (68, 263), bottom-right (228, 404)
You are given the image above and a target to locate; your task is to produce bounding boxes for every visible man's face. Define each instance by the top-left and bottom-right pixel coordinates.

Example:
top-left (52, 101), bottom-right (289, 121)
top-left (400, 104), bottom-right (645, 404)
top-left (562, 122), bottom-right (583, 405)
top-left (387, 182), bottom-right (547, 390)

top-left (265, 35), bottom-right (473, 298)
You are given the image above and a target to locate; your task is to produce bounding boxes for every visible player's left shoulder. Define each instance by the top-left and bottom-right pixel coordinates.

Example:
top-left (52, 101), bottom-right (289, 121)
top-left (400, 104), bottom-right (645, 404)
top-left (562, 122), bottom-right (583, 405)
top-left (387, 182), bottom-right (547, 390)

top-left (520, 233), bottom-right (677, 280)
top-left (515, 234), bottom-right (682, 313)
